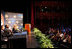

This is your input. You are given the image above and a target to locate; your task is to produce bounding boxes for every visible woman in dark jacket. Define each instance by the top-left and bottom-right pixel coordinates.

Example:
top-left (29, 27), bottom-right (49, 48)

top-left (12, 24), bottom-right (19, 33)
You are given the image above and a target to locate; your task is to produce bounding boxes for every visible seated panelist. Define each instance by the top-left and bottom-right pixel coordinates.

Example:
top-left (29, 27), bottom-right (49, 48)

top-left (4, 24), bottom-right (13, 37)
top-left (12, 24), bottom-right (20, 33)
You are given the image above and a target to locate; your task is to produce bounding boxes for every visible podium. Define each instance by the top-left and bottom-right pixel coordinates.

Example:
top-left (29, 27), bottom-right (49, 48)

top-left (25, 24), bottom-right (31, 35)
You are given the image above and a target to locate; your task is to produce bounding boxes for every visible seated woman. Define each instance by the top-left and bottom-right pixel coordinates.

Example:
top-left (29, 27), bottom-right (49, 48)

top-left (12, 24), bottom-right (20, 33)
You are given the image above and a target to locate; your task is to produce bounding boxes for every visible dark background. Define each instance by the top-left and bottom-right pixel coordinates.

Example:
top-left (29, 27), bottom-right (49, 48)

top-left (1, 0), bottom-right (32, 24)
top-left (1, 0), bottom-right (72, 31)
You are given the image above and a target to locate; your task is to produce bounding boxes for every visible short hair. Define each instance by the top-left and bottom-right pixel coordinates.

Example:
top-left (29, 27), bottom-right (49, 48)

top-left (5, 25), bottom-right (9, 28)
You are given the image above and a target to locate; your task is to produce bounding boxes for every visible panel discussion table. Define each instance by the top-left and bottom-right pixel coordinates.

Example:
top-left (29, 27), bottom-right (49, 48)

top-left (5, 31), bottom-right (39, 48)
top-left (8, 31), bottom-right (27, 48)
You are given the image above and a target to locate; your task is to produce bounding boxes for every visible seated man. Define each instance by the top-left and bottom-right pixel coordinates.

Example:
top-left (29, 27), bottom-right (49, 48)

top-left (4, 24), bottom-right (13, 37)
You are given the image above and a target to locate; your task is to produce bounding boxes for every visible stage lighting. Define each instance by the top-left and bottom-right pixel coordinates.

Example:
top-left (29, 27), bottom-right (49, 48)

top-left (8, 21), bottom-right (11, 23)
top-left (14, 15), bottom-right (16, 18)
top-left (5, 15), bottom-right (8, 18)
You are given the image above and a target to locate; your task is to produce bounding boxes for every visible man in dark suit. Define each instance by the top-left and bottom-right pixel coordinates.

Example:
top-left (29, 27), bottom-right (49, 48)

top-left (4, 24), bottom-right (13, 37)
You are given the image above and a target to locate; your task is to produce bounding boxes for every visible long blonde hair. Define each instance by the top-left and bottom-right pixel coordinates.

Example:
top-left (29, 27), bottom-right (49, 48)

top-left (13, 24), bottom-right (18, 29)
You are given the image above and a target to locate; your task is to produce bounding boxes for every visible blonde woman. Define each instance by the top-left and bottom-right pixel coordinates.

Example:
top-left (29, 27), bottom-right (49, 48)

top-left (12, 24), bottom-right (19, 33)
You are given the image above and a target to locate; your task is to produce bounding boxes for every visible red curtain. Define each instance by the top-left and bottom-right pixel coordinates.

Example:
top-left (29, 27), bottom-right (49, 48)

top-left (31, 1), bottom-right (34, 29)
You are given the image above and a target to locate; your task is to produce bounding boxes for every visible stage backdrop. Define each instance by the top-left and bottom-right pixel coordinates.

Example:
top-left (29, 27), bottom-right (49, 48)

top-left (4, 12), bottom-right (23, 29)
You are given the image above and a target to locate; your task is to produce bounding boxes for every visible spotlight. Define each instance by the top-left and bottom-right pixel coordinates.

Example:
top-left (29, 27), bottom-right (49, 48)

top-left (8, 21), bottom-right (11, 23)
top-left (14, 15), bottom-right (16, 18)
top-left (5, 15), bottom-right (8, 18)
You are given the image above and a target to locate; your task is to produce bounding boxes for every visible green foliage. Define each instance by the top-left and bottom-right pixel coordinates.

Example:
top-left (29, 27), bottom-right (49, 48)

top-left (33, 28), bottom-right (54, 48)
top-left (22, 28), bottom-right (25, 30)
